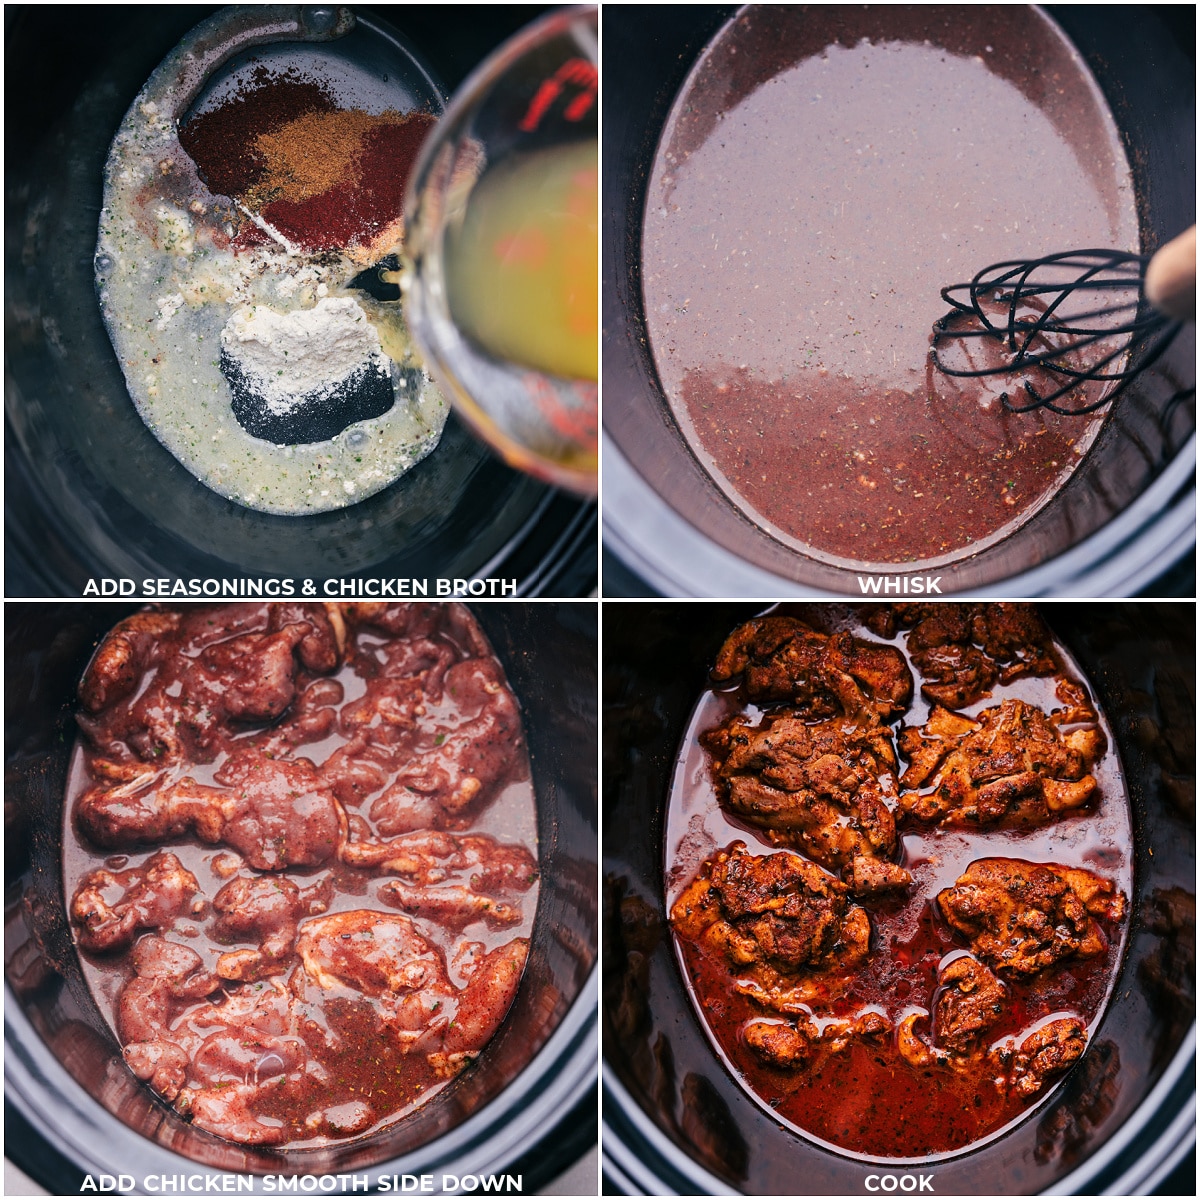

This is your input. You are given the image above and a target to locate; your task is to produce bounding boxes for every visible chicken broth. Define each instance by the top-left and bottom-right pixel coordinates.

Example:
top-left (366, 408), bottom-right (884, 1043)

top-left (642, 6), bottom-right (1139, 567)
top-left (666, 605), bottom-right (1132, 1160)
top-left (63, 603), bottom-right (537, 1149)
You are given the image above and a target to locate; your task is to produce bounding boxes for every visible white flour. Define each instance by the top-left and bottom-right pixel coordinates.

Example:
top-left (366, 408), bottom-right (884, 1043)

top-left (221, 297), bottom-right (388, 415)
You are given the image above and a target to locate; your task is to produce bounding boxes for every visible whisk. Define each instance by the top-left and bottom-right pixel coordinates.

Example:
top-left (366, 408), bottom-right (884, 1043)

top-left (931, 225), bottom-right (1195, 416)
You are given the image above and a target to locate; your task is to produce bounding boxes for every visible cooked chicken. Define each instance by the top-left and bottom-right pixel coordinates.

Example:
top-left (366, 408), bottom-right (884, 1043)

top-left (895, 956), bottom-right (1007, 1068)
top-left (910, 643), bottom-right (1000, 710)
top-left (1011, 1018), bottom-right (1087, 1098)
top-left (70, 851), bottom-right (199, 954)
top-left (711, 616), bottom-right (913, 719)
top-left (211, 874), bottom-right (332, 981)
top-left (703, 711), bottom-right (910, 894)
top-left (971, 605), bottom-right (1059, 682)
top-left (899, 980), bottom-right (1087, 1098)
top-left (888, 603), bottom-right (1058, 707)
top-left (744, 1009), bottom-right (891, 1068)
top-left (933, 955), bottom-right (1007, 1055)
top-left (671, 842), bottom-right (871, 1011)
top-left (843, 856), bottom-right (913, 898)
top-left (743, 1015), bottom-right (820, 1067)
top-left (937, 858), bottom-right (1126, 975)
top-left (76, 748), bottom-right (345, 871)
top-left (898, 699), bottom-right (1106, 826)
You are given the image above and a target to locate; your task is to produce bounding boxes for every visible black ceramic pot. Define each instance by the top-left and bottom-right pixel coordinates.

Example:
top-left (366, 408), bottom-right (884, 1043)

top-left (602, 6), bottom-right (1196, 597)
top-left (5, 6), bottom-right (595, 596)
top-left (5, 601), bottom-right (597, 1194)
top-left (602, 602), bottom-right (1195, 1194)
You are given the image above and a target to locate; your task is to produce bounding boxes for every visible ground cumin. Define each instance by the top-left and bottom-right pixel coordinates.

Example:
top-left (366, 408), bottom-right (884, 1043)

top-left (250, 109), bottom-right (409, 206)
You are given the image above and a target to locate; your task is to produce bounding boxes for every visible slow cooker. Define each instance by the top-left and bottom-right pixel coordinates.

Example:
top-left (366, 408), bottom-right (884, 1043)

top-left (5, 601), bottom-right (597, 1194)
top-left (602, 602), bottom-right (1195, 1194)
top-left (4, 7), bottom-right (596, 597)
top-left (601, 6), bottom-right (1195, 597)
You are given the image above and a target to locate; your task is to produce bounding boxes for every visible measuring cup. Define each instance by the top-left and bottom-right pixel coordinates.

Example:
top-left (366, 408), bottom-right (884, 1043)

top-left (403, 7), bottom-right (598, 496)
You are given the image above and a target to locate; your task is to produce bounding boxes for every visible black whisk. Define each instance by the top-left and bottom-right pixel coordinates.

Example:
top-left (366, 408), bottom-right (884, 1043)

top-left (931, 226), bottom-right (1195, 416)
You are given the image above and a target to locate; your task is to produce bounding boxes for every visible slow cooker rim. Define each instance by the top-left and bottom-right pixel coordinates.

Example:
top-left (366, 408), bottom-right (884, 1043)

top-left (1048, 1029), bottom-right (1196, 1197)
top-left (601, 1024), bottom-right (1196, 1196)
top-left (4, 968), bottom-right (597, 1195)
top-left (601, 430), bottom-right (1196, 598)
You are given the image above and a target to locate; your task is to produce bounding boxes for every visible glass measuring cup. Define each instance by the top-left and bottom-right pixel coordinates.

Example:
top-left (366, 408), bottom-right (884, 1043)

top-left (403, 6), bottom-right (598, 496)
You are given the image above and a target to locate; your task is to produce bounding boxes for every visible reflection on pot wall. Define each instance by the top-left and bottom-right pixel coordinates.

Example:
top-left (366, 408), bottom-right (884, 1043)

top-left (602, 603), bottom-right (1195, 1195)
top-left (6, 602), bottom-right (597, 1186)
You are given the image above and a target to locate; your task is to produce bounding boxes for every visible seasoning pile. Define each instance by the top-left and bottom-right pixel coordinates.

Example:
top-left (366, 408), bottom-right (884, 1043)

top-left (180, 67), bottom-right (436, 256)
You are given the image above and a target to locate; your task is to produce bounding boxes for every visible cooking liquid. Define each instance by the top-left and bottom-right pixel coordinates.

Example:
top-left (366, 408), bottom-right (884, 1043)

top-left (664, 606), bottom-right (1133, 1161)
top-left (642, 6), bottom-right (1139, 567)
top-left (446, 140), bottom-right (599, 381)
top-left (62, 627), bottom-right (539, 1149)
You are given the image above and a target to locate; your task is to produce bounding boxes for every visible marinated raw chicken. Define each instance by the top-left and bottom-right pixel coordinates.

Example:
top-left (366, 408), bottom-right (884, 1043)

top-left (671, 842), bottom-right (871, 1010)
top-left (118, 936), bottom-right (223, 1099)
top-left (295, 911), bottom-right (529, 1076)
top-left (77, 748), bottom-right (345, 870)
top-left (71, 851), bottom-right (199, 954)
top-left (67, 602), bottom-right (538, 1148)
top-left (368, 658), bottom-right (524, 830)
top-left (342, 829), bottom-right (536, 890)
top-left (937, 858), bottom-right (1126, 975)
top-left (703, 711), bottom-right (911, 894)
top-left (77, 604), bottom-right (342, 764)
top-left (212, 874), bottom-right (332, 981)
top-left (898, 699), bottom-right (1105, 826)
top-left (711, 616), bottom-right (912, 718)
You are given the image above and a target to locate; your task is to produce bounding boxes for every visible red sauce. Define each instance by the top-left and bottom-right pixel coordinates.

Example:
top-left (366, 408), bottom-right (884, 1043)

top-left (642, 6), bottom-right (1139, 566)
top-left (665, 605), bottom-right (1132, 1160)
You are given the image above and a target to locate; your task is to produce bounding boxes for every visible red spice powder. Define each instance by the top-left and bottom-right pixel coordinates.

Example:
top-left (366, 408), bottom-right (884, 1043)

top-left (258, 112), bottom-right (438, 252)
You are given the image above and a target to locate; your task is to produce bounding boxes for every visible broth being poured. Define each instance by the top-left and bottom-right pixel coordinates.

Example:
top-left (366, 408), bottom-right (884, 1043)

top-left (642, 6), bottom-right (1139, 567)
top-left (665, 604), bottom-right (1132, 1160)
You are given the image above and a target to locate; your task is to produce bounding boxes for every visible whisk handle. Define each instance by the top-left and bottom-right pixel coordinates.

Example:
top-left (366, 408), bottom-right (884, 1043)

top-left (1144, 224), bottom-right (1196, 321)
